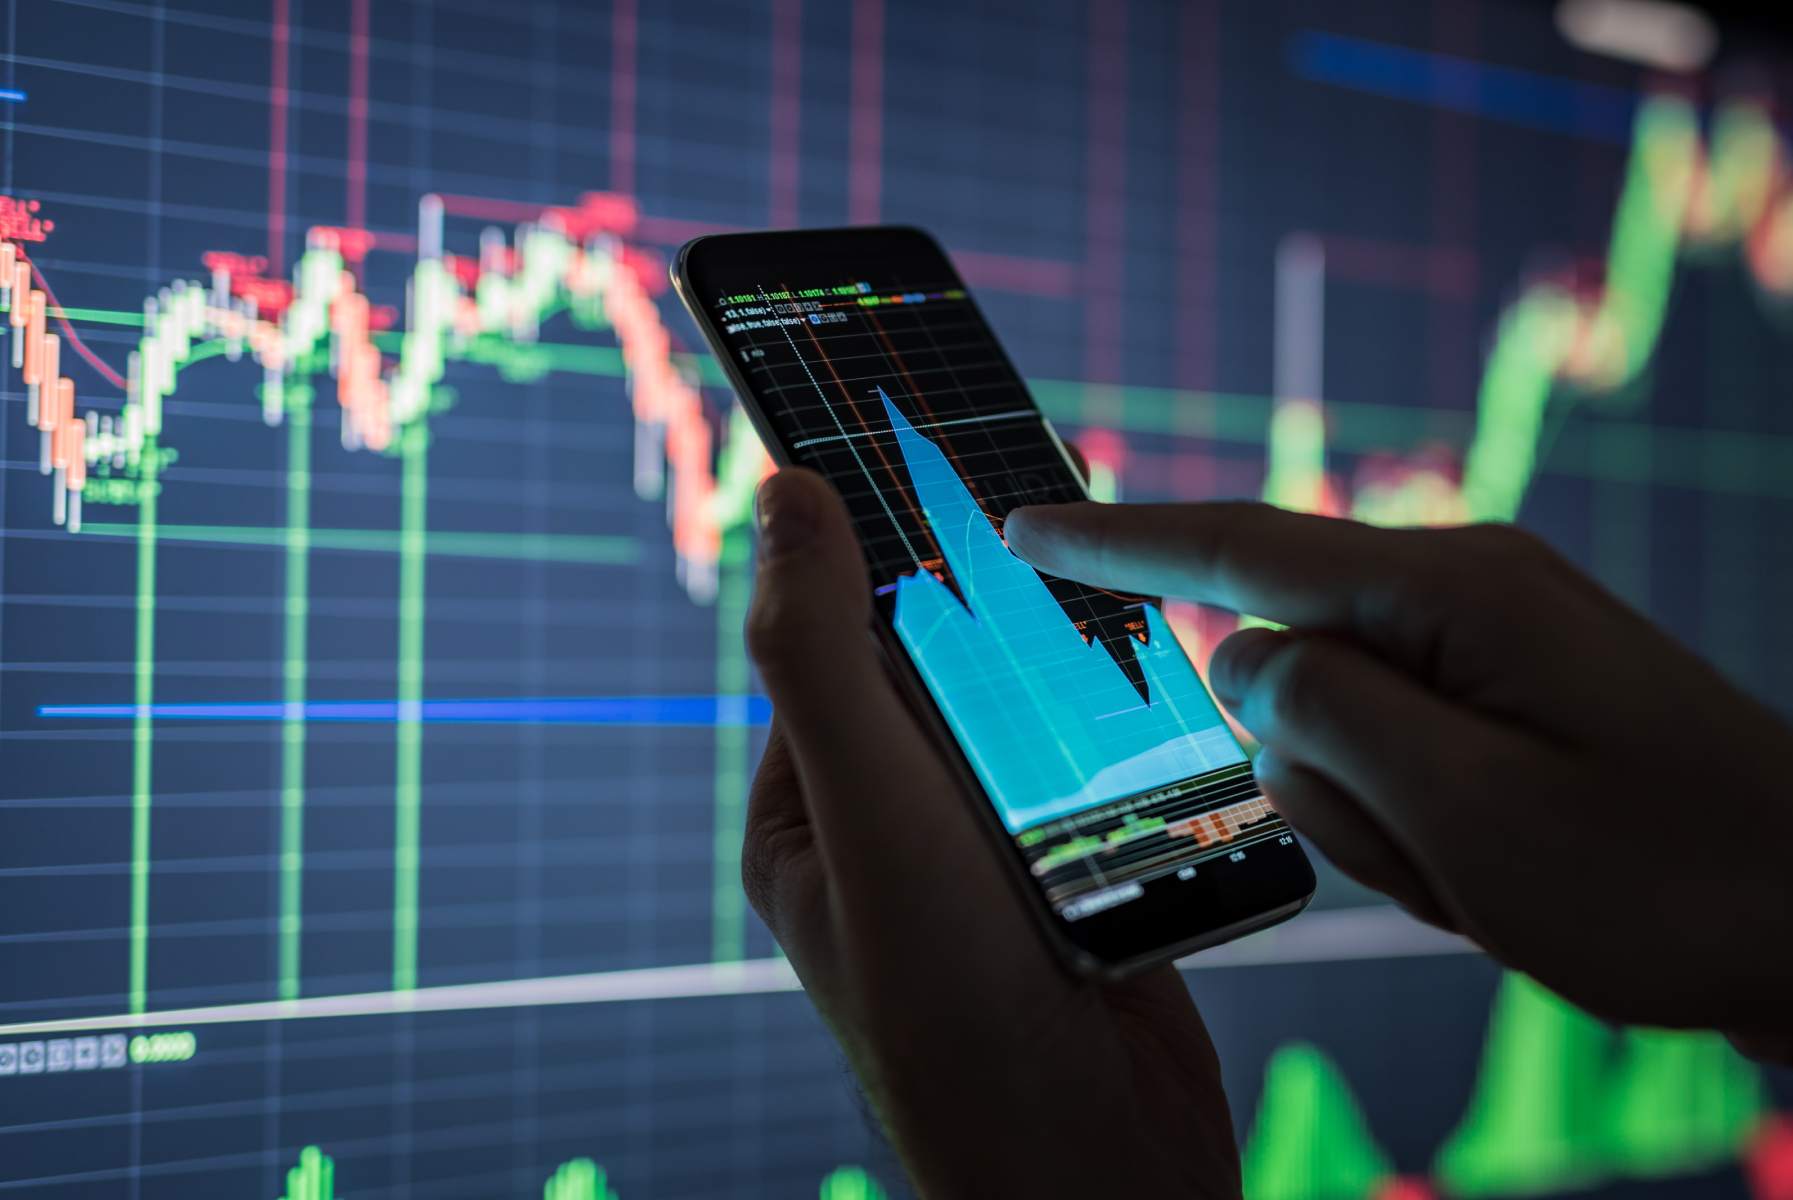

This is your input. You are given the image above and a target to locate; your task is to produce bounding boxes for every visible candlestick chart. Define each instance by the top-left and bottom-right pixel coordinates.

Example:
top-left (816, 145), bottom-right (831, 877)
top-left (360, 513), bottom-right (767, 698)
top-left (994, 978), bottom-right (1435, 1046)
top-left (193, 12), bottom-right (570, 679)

top-left (1225, 92), bottom-right (1793, 539)
top-left (0, 2), bottom-right (876, 1193)
top-left (7, 189), bottom-right (770, 1013)
top-left (1189, 79), bottom-right (1793, 1200)
top-left (1186, 63), bottom-right (1793, 1200)
top-left (1124, 44), bottom-right (1793, 1200)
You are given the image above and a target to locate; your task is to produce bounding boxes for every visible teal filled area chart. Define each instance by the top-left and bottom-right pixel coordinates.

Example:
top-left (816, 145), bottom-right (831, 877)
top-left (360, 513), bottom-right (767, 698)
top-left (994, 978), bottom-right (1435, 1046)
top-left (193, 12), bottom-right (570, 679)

top-left (883, 388), bottom-right (1246, 831)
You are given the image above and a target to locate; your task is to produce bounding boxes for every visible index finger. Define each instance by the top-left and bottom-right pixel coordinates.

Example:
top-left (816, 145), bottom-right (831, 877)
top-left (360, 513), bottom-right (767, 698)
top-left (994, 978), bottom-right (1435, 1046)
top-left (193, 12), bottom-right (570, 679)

top-left (1002, 501), bottom-right (1443, 632)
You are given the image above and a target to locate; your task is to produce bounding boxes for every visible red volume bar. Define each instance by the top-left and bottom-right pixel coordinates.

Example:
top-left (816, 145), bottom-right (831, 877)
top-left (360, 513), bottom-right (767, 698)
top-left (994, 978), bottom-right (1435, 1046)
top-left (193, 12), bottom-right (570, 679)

top-left (1166, 795), bottom-right (1278, 849)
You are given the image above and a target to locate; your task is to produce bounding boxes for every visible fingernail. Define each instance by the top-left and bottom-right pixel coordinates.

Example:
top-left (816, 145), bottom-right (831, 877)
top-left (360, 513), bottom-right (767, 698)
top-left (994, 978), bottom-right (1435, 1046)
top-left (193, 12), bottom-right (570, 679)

top-left (757, 474), bottom-right (818, 562)
top-left (1001, 507), bottom-right (1047, 559)
top-left (1210, 629), bottom-right (1286, 707)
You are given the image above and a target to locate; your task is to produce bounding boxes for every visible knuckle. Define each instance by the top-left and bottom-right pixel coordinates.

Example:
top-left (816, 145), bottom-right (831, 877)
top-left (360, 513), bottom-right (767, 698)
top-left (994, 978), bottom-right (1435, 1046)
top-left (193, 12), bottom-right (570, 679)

top-left (739, 735), bottom-right (809, 934)
top-left (740, 800), bottom-right (795, 930)
top-left (738, 819), bottom-right (785, 923)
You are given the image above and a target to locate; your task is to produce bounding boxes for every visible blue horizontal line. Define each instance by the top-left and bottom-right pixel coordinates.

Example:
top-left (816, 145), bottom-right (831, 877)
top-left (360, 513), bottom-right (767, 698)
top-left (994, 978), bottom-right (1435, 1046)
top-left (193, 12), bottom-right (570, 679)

top-left (37, 696), bottom-right (773, 726)
top-left (1288, 30), bottom-right (1636, 146)
top-left (0, 90), bottom-right (24, 103)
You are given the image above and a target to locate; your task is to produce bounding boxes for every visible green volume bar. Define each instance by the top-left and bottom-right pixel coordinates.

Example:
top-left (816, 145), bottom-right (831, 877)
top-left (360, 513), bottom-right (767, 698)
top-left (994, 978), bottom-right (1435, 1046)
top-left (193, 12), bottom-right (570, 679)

top-left (1602, 1027), bottom-right (1763, 1176)
top-left (280, 388), bottom-right (312, 1000)
top-left (544, 1158), bottom-right (621, 1200)
top-left (279, 1145), bottom-right (334, 1200)
top-left (392, 421), bottom-right (429, 992)
top-left (1433, 974), bottom-right (1615, 1195)
top-left (128, 440), bottom-right (160, 1015)
top-left (710, 525), bottom-right (751, 963)
top-left (1432, 972), bottom-right (1765, 1195)
top-left (1242, 1041), bottom-right (1392, 1200)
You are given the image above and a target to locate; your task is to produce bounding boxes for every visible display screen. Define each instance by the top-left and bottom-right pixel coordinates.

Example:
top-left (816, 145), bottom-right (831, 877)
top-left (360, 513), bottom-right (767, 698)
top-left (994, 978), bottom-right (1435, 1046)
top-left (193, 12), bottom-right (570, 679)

top-left (3, 0), bottom-right (1790, 1196)
top-left (692, 247), bottom-right (1291, 922)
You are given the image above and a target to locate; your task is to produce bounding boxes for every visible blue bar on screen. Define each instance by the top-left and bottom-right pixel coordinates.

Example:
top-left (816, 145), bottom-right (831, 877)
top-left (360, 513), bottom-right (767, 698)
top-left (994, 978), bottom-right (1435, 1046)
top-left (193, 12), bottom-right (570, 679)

top-left (37, 696), bottom-right (774, 726)
top-left (1288, 30), bottom-right (1636, 146)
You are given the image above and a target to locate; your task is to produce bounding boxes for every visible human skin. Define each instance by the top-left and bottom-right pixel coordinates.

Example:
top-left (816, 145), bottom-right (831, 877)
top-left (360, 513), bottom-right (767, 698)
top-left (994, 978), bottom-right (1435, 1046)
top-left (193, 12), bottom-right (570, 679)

top-left (1003, 498), bottom-right (1793, 1063)
top-left (745, 468), bottom-right (1238, 1200)
top-left (743, 469), bottom-right (1793, 1198)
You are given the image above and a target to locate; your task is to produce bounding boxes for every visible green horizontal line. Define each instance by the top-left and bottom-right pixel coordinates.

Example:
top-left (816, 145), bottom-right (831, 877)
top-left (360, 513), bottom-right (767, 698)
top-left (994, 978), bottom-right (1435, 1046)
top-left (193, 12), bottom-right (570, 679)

top-left (1543, 420), bottom-right (1793, 500)
top-left (43, 316), bottom-right (1791, 502)
top-left (79, 523), bottom-right (639, 564)
top-left (51, 306), bottom-right (146, 326)
top-left (368, 332), bottom-right (731, 389)
top-left (1030, 379), bottom-right (1793, 502)
top-left (1029, 379), bottom-right (1477, 454)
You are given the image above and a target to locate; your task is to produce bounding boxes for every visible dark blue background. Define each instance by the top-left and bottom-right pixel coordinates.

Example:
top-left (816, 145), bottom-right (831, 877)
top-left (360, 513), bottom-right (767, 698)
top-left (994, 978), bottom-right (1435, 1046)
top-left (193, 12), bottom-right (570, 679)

top-left (0, 0), bottom-right (1789, 1195)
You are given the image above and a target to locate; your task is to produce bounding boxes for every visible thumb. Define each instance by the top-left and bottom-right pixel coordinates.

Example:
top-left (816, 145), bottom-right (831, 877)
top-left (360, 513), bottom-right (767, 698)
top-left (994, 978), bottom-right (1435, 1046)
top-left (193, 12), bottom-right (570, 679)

top-left (747, 466), bottom-right (873, 705)
top-left (746, 468), bottom-right (1005, 907)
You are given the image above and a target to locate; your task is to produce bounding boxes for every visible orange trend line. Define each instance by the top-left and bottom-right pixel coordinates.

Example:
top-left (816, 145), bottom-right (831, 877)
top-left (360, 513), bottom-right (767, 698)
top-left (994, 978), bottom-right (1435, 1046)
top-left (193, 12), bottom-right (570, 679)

top-left (794, 309), bottom-right (938, 561)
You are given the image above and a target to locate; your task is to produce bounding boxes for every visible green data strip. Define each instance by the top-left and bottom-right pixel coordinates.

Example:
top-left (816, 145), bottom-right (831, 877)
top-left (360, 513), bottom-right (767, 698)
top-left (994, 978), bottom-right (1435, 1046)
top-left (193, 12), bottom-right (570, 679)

top-left (370, 332), bottom-right (730, 388)
top-left (459, 336), bottom-right (622, 382)
top-left (1029, 379), bottom-right (1275, 444)
top-left (1547, 419), bottom-right (1793, 498)
top-left (51, 306), bottom-right (146, 326)
top-left (1031, 379), bottom-right (1479, 459)
top-left (77, 523), bottom-right (638, 564)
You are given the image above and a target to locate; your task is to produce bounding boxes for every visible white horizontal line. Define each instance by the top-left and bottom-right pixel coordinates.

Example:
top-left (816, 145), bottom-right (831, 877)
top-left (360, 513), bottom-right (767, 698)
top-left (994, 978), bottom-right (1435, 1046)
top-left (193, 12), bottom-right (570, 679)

top-left (0, 958), bottom-right (804, 1038)
top-left (791, 408), bottom-right (1038, 450)
top-left (0, 908), bottom-right (1472, 1038)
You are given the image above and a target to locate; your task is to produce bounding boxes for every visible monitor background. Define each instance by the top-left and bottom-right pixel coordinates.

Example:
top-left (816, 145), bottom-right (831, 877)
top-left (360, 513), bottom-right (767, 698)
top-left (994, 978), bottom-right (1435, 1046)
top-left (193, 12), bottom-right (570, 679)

top-left (0, 0), bottom-right (1789, 1197)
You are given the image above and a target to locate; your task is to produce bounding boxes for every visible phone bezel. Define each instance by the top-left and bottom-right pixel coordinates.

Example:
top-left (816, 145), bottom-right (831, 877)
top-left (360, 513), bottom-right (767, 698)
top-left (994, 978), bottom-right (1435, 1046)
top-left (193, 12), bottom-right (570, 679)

top-left (671, 225), bottom-right (1314, 979)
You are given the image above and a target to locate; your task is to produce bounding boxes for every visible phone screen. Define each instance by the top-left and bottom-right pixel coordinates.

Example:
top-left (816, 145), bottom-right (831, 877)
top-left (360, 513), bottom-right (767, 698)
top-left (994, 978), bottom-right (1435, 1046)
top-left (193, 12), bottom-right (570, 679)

top-left (679, 228), bottom-right (1311, 964)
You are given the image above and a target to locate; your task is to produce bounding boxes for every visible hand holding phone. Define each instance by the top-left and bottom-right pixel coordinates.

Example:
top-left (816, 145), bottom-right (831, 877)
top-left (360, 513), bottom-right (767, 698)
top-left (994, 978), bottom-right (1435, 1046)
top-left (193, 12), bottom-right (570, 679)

top-left (676, 226), bottom-right (1314, 974)
top-left (744, 466), bottom-right (1242, 1198)
top-left (1005, 499), bottom-right (1793, 1061)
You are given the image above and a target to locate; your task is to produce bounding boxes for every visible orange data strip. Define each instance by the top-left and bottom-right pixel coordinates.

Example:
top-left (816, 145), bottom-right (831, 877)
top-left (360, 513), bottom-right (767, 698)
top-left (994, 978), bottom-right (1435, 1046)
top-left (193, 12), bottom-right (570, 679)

top-left (3, 191), bottom-right (766, 599)
top-left (1167, 795), bottom-right (1277, 848)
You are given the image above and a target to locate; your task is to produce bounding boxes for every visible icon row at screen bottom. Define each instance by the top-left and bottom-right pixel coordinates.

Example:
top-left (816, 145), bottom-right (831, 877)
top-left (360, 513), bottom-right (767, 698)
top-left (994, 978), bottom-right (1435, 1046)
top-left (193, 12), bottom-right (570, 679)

top-left (0, 1035), bottom-right (128, 1075)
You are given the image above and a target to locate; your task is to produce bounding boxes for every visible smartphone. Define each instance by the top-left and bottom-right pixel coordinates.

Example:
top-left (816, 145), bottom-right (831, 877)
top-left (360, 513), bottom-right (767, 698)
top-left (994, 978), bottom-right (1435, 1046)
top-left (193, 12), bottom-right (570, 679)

top-left (674, 225), bottom-right (1314, 976)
